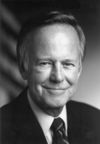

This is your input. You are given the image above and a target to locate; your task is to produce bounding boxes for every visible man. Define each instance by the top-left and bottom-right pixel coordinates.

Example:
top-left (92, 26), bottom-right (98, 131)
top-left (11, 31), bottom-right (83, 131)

top-left (0, 9), bottom-right (100, 144)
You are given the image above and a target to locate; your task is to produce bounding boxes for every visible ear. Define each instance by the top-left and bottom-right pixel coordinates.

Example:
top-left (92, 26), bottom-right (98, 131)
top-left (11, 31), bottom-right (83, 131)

top-left (19, 58), bottom-right (29, 80)
top-left (77, 62), bottom-right (82, 79)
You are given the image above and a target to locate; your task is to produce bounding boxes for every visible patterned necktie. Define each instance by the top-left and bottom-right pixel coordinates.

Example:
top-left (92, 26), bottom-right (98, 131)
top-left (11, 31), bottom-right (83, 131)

top-left (51, 117), bottom-right (69, 144)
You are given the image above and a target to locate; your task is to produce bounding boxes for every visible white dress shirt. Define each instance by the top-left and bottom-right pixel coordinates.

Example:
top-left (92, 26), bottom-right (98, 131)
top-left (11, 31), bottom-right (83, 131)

top-left (27, 92), bottom-right (68, 144)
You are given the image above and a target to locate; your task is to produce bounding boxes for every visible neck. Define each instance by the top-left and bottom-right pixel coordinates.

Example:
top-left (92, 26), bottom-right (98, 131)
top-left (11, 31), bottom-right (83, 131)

top-left (33, 98), bottom-right (64, 117)
top-left (43, 106), bottom-right (64, 117)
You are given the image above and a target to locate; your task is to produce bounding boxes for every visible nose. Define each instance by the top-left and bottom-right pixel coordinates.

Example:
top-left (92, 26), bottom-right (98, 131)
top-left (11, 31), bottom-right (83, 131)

top-left (50, 62), bottom-right (64, 83)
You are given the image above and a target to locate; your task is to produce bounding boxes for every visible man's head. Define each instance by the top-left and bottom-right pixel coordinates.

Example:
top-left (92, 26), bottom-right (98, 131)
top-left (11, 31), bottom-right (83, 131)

top-left (17, 10), bottom-right (86, 116)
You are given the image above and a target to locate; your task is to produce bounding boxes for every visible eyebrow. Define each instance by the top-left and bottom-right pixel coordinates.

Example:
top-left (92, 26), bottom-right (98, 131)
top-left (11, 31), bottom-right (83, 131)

top-left (35, 57), bottom-right (77, 63)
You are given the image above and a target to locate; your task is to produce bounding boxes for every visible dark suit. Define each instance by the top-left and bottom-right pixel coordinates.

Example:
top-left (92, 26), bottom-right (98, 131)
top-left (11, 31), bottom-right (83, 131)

top-left (0, 89), bottom-right (100, 144)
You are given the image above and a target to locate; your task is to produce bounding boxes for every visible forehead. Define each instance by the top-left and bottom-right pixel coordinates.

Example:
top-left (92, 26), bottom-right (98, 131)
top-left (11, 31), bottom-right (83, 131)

top-left (33, 23), bottom-right (79, 40)
top-left (28, 24), bottom-right (80, 60)
top-left (30, 24), bottom-right (80, 46)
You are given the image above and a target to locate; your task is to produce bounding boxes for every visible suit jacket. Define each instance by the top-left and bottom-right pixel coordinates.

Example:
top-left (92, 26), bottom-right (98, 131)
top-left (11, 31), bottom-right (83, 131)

top-left (0, 89), bottom-right (100, 144)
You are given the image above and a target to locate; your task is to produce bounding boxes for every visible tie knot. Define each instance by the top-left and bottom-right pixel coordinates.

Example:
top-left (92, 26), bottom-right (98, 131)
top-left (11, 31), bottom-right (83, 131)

top-left (51, 117), bottom-right (65, 133)
top-left (51, 118), bottom-right (69, 144)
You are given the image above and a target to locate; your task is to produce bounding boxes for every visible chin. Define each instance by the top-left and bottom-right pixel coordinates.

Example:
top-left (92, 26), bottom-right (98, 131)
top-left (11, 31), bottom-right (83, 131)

top-left (46, 98), bottom-right (67, 108)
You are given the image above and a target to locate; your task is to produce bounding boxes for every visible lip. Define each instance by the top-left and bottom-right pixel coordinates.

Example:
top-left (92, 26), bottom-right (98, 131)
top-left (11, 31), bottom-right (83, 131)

top-left (43, 86), bottom-right (67, 95)
top-left (43, 86), bottom-right (67, 90)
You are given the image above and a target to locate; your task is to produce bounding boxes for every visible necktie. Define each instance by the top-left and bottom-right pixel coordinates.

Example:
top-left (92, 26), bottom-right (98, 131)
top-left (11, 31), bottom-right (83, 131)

top-left (51, 117), bottom-right (69, 144)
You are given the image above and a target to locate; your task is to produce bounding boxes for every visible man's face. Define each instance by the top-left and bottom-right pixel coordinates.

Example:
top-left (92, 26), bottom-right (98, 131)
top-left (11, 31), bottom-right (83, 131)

top-left (26, 24), bottom-right (82, 114)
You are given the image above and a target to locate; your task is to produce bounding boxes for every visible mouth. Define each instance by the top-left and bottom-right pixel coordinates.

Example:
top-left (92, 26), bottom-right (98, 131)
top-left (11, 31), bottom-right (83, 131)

top-left (43, 86), bottom-right (67, 95)
top-left (43, 85), bottom-right (67, 90)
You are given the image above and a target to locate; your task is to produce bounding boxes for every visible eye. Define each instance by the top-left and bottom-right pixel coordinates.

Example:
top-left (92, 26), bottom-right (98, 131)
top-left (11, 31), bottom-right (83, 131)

top-left (38, 60), bottom-right (52, 68)
top-left (62, 62), bottom-right (75, 68)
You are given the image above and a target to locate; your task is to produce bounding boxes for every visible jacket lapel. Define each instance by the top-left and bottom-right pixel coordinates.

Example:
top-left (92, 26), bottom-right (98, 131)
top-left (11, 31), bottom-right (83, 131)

top-left (13, 89), bottom-right (48, 144)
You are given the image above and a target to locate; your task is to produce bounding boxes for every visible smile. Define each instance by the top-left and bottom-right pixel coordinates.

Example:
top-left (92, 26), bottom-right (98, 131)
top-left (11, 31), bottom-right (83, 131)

top-left (43, 86), bottom-right (67, 95)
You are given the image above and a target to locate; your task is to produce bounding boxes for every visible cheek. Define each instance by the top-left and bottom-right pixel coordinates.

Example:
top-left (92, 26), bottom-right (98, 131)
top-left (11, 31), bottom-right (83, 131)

top-left (28, 68), bottom-right (51, 85)
top-left (28, 70), bottom-right (49, 97)
top-left (65, 69), bottom-right (80, 85)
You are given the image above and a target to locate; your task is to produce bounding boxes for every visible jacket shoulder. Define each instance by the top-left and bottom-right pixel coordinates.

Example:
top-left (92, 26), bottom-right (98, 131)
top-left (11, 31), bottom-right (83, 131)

top-left (67, 100), bottom-right (100, 144)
